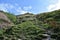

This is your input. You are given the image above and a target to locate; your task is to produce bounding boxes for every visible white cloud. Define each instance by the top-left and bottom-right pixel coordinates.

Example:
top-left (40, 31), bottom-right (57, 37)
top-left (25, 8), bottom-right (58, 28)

top-left (16, 9), bottom-right (30, 14)
top-left (19, 10), bottom-right (32, 14)
top-left (16, 8), bottom-right (27, 14)
top-left (23, 6), bottom-right (32, 10)
top-left (47, 0), bottom-right (60, 11)
top-left (0, 3), bottom-right (14, 12)
top-left (0, 3), bottom-right (32, 15)
top-left (20, 11), bottom-right (28, 14)
top-left (0, 3), bottom-right (8, 12)
top-left (16, 6), bottom-right (32, 14)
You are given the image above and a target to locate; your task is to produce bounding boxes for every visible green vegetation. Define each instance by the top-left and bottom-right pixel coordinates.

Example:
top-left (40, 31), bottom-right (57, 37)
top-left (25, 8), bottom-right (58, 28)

top-left (0, 9), bottom-right (60, 40)
top-left (4, 12), bottom-right (17, 24)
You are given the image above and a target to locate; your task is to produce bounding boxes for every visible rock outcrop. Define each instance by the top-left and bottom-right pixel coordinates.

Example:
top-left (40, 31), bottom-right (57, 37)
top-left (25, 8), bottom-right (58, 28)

top-left (0, 11), bottom-right (12, 28)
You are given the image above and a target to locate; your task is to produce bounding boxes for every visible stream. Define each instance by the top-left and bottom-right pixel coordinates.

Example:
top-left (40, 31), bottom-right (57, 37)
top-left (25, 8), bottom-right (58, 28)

top-left (42, 30), bottom-right (56, 40)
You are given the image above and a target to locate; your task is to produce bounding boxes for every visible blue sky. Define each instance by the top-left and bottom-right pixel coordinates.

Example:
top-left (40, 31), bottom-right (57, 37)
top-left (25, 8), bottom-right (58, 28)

top-left (0, 0), bottom-right (60, 15)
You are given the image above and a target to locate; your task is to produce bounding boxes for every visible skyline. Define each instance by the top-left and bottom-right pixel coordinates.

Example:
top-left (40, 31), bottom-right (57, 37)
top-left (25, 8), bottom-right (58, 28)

top-left (0, 0), bottom-right (60, 15)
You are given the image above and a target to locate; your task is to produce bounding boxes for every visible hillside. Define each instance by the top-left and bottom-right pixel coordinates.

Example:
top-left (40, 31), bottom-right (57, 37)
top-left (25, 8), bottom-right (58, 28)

top-left (16, 13), bottom-right (36, 24)
top-left (0, 10), bottom-right (60, 40)
top-left (36, 10), bottom-right (60, 29)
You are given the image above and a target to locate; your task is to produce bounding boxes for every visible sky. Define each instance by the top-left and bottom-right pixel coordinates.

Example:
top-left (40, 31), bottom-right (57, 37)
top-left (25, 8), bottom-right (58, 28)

top-left (0, 0), bottom-right (60, 15)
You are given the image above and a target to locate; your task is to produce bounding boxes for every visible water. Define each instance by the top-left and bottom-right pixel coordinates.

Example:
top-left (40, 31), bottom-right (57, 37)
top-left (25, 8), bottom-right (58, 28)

top-left (42, 30), bottom-right (56, 40)
top-left (42, 34), bottom-right (51, 40)
top-left (47, 35), bottom-right (51, 40)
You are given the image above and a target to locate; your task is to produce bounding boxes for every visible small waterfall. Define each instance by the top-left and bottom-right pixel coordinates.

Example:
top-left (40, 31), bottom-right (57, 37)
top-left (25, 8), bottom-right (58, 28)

top-left (46, 30), bottom-right (51, 40)
top-left (42, 34), bottom-right (51, 40)
top-left (47, 35), bottom-right (51, 40)
top-left (42, 30), bottom-right (51, 40)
